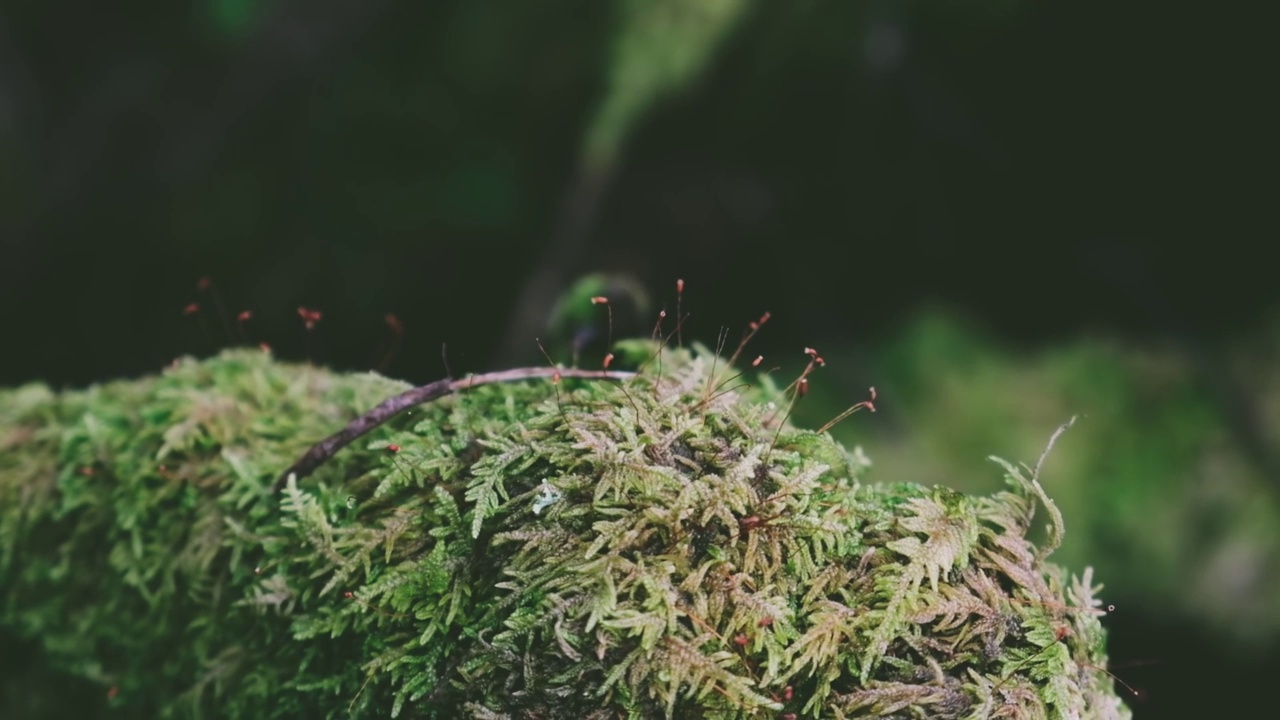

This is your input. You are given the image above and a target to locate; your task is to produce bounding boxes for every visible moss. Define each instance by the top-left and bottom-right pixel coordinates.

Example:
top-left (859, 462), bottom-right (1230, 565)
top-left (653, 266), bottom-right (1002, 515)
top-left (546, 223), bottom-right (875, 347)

top-left (1, 346), bottom-right (1128, 718)
top-left (820, 311), bottom-right (1280, 646)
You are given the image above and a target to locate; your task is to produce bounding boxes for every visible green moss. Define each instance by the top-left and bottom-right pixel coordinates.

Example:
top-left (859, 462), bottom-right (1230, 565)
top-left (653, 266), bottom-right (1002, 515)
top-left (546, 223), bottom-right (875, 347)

top-left (818, 311), bottom-right (1280, 646)
top-left (1, 347), bottom-right (1128, 718)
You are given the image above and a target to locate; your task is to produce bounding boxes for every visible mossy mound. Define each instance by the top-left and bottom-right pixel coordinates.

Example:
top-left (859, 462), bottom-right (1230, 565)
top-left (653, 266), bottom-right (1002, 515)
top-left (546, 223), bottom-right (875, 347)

top-left (0, 347), bottom-right (1129, 718)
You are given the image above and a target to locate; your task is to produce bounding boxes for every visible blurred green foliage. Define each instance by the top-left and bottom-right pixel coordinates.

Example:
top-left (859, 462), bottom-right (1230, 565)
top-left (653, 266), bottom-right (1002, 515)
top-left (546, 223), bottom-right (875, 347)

top-left (584, 0), bottom-right (748, 168)
top-left (205, 0), bottom-right (264, 39)
top-left (11, 0), bottom-right (1265, 391)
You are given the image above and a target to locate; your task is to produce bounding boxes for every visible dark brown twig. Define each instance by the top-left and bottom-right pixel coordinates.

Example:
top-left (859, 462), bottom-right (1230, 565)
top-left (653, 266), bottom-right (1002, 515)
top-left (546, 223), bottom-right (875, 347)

top-left (273, 367), bottom-right (635, 491)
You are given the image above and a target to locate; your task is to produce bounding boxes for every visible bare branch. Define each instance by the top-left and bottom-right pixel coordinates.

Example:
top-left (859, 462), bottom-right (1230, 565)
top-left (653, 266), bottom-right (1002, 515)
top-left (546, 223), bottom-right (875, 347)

top-left (273, 367), bottom-right (634, 491)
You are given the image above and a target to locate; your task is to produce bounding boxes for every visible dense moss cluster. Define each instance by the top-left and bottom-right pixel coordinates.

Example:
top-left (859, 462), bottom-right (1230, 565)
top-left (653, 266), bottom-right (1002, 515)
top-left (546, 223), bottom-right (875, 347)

top-left (0, 346), bottom-right (1129, 718)
top-left (830, 312), bottom-right (1280, 645)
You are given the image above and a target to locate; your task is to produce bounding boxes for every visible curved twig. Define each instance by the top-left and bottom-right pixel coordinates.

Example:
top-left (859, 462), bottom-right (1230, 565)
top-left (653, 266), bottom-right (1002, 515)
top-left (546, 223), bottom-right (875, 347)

top-left (273, 367), bottom-right (635, 491)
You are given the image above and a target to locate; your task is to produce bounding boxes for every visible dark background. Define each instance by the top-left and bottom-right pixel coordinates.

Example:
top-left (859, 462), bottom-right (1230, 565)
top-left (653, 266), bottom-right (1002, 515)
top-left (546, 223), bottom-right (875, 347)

top-left (1, 1), bottom-right (1274, 717)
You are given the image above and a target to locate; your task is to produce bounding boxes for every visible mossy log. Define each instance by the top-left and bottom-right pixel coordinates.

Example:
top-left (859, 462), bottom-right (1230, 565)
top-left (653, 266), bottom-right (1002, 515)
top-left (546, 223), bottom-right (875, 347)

top-left (0, 347), bottom-right (1130, 718)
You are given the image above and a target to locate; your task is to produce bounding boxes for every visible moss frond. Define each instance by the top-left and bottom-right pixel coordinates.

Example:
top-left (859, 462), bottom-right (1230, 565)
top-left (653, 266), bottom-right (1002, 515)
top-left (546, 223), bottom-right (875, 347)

top-left (0, 346), bottom-right (1130, 718)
